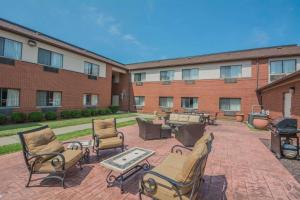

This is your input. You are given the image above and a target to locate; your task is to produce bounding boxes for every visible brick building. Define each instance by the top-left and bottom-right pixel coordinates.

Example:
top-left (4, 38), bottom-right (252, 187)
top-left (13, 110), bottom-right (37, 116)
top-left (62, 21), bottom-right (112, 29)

top-left (1, 18), bottom-right (300, 120)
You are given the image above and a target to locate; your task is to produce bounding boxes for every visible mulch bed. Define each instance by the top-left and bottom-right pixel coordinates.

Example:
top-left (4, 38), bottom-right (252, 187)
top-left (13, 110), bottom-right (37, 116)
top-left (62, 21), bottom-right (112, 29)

top-left (260, 138), bottom-right (300, 183)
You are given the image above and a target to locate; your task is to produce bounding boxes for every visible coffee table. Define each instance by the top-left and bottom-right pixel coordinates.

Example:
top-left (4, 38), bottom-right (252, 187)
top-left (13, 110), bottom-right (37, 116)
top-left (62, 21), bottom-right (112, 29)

top-left (100, 147), bottom-right (155, 193)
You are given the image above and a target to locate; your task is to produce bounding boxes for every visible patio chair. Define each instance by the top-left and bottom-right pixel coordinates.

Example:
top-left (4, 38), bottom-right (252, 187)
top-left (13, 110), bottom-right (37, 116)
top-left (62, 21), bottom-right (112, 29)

top-left (136, 117), bottom-right (162, 140)
top-left (92, 118), bottom-right (124, 158)
top-left (18, 125), bottom-right (83, 188)
top-left (176, 123), bottom-right (206, 146)
top-left (139, 132), bottom-right (214, 200)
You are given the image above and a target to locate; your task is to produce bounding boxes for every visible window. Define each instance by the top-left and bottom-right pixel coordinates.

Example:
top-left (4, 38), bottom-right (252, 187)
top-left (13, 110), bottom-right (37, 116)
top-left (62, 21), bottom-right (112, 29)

top-left (220, 65), bottom-right (242, 78)
top-left (270, 59), bottom-right (296, 74)
top-left (84, 62), bottom-right (99, 76)
top-left (83, 94), bottom-right (98, 106)
top-left (182, 68), bottom-right (198, 80)
top-left (181, 97), bottom-right (198, 109)
top-left (37, 91), bottom-right (61, 107)
top-left (134, 73), bottom-right (146, 82)
top-left (38, 48), bottom-right (63, 68)
top-left (219, 98), bottom-right (241, 111)
top-left (160, 70), bottom-right (175, 81)
top-left (0, 88), bottom-right (19, 107)
top-left (0, 37), bottom-right (22, 60)
top-left (134, 96), bottom-right (145, 106)
top-left (159, 97), bottom-right (173, 108)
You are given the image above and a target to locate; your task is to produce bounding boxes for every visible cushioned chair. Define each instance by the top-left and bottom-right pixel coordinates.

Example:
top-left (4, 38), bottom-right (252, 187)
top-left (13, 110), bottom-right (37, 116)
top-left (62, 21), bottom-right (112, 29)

top-left (176, 123), bottom-right (206, 146)
top-left (139, 132), bottom-right (214, 200)
top-left (92, 118), bottom-right (124, 157)
top-left (18, 125), bottom-right (83, 188)
top-left (136, 117), bottom-right (162, 140)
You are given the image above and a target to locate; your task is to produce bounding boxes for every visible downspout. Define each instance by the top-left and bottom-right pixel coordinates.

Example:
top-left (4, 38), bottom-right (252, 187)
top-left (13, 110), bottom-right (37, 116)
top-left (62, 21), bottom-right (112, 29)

top-left (256, 57), bottom-right (263, 106)
top-left (127, 69), bottom-right (131, 112)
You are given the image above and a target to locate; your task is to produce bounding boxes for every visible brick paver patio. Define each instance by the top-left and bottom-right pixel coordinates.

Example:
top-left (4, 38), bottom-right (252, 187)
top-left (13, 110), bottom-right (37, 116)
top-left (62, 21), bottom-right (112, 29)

top-left (0, 120), bottom-right (299, 200)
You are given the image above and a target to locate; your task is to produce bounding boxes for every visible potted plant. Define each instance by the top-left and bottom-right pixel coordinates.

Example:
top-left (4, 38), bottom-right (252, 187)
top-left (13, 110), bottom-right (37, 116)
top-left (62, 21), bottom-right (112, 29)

top-left (235, 112), bottom-right (244, 122)
top-left (253, 116), bottom-right (269, 130)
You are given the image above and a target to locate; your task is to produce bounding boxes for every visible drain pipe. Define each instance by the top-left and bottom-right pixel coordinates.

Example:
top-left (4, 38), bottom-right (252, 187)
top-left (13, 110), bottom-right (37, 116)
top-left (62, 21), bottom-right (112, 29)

top-left (256, 57), bottom-right (259, 89)
top-left (127, 69), bottom-right (131, 112)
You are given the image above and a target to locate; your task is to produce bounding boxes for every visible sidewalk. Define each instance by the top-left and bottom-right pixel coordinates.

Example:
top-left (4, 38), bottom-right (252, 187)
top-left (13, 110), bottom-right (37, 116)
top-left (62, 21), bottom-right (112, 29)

top-left (0, 114), bottom-right (153, 146)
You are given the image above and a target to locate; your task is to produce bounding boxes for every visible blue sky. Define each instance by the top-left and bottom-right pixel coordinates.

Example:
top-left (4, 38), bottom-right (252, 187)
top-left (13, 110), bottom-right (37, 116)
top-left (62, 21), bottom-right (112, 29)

top-left (1, 0), bottom-right (300, 64)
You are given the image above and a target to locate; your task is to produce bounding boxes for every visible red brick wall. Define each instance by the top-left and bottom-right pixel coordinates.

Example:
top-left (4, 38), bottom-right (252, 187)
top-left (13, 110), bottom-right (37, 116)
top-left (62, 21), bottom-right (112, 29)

top-left (0, 60), bottom-right (113, 113)
top-left (129, 59), bottom-right (269, 118)
top-left (112, 73), bottom-right (130, 111)
top-left (260, 77), bottom-right (300, 127)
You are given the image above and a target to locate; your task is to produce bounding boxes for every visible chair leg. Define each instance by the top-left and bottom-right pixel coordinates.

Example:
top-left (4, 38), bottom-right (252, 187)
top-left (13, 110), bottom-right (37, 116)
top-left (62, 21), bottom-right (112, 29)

top-left (26, 170), bottom-right (33, 187)
top-left (138, 189), bottom-right (143, 200)
top-left (61, 171), bottom-right (66, 189)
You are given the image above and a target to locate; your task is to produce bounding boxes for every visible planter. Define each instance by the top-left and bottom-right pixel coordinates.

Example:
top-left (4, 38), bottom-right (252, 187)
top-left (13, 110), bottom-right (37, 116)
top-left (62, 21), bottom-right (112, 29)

top-left (253, 118), bottom-right (269, 130)
top-left (235, 113), bottom-right (244, 122)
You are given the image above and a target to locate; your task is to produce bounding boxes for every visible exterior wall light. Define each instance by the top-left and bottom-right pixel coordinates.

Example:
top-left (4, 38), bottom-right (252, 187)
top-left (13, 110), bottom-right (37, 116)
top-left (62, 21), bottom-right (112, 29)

top-left (27, 39), bottom-right (37, 47)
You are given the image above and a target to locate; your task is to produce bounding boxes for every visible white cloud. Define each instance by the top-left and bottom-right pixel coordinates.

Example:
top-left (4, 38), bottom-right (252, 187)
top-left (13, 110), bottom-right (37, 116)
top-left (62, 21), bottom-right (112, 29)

top-left (252, 28), bottom-right (270, 45)
top-left (108, 24), bottom-right (121, 36)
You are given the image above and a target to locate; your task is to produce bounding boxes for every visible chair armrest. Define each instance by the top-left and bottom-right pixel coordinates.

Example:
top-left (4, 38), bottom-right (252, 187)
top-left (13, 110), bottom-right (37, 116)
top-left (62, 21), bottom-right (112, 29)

top-left (63, 141), bottom-right (83, 150)
top-left (29, 152), bottom-right (66, 170)
top-left (171, 145), bottom-right (192, 154)
top-left (117, 131), bottom-right (125, 143)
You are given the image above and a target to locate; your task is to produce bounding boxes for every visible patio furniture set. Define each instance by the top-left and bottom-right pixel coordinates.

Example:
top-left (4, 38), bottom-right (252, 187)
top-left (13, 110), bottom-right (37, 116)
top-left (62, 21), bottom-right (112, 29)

top-left (18, 115), bottom-right (214, 199)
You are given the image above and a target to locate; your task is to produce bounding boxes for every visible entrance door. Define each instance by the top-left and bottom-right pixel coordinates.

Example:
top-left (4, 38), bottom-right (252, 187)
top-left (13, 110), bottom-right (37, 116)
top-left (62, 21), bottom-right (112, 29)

top-left (112, 95), bottom-right (120, 106)
top-left (283, 92), bottom-right (292, 117)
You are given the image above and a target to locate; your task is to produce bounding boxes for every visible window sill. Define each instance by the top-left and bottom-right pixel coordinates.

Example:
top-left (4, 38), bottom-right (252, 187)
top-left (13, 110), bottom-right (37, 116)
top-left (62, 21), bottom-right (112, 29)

top-left (0, 106), bottom-right (19, 109)
top-left (36, 106), bottom-right (61, 108)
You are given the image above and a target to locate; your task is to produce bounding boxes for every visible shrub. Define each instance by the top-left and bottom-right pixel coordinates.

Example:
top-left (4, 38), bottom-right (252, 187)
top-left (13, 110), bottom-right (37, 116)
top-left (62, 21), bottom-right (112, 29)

top-left (45, 111), bottom-right (57, 120)
top-left (0, 114), bottom-right (7, 124)
top-left (60, 110), bottom-right (72, 119)
top-left (81, 109), bottom-right (92, 117)
top-left (109, 106), bottom-right (119, 114)
top-left (104, 108), bottom-right (112, 114)
top-left (90, 109), bottom-right (97, 116)
top-left (11, 112), bottom-right (27, 123)
top-left (28, 112), bottom-right (44, 122)
top-left (70, 110), bottom-right (81, 118)
top-left (97, 109), bottom-right (106, 115)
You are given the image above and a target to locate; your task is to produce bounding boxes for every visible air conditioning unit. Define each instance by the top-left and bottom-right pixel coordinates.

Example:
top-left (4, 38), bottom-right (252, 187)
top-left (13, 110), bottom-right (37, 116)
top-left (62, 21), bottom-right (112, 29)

top-left (270, 74), bottom-right (286, 82)
top-left (135, 105), bottom-right (144, 110)
top-left (135, 82), bottom-right (143, 86)
top-left (224, 78), bottom-right (237, 83)
top-left (161, 81), bottom-right (171, 85)
top-left (0, 57), bottom-right (15, 66)
top-left (185, 80), bottom-right (195, 84)
top-left (88, 75), bottom-right (97, 80)
top-left (43, 66), bottom-right (59, 73)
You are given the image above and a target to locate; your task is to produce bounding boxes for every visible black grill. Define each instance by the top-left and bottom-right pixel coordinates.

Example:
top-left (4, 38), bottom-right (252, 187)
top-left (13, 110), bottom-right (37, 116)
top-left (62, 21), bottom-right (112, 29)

top-left (269, 117), bottom-right (299, 135)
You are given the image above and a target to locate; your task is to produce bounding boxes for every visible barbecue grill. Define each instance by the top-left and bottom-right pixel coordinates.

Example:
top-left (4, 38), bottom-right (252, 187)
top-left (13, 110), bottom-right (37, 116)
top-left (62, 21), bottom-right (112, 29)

top-left (269, 117), bottom-right (300, 159)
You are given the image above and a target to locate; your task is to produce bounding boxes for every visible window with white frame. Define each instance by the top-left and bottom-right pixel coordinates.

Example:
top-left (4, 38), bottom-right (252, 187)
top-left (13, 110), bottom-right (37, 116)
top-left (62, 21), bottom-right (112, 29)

top-left (134, 72), bottom-right (146, 82)
top-left (159, 97), bottom-right (173, 108)
top-left (134, 96), bottom-right (145, 106)
top-left (84, 62), bottom-right (99, 76)
top-left (220, 65), bottom-right (242, 78)
top-left (160, 70), bottom-right (175, 81)
top-left (37, 91), bottom-right (61, 107)
top-left (83, 94), bottom-right (98, 106)
top-left (0, 88), bottom-right (20, 107)
top-left (181, 97), bottom-right (198, 109)
top-left (182, 68), bottom-right (198, 80)
top-left (38, 48), bottom-right (63, 68)
top-left (269, 59), bottom-right (296, 82)
top-left (0, 37), bottom-right (22, 60)
top-left (219, 98), bottom-right (241, 111)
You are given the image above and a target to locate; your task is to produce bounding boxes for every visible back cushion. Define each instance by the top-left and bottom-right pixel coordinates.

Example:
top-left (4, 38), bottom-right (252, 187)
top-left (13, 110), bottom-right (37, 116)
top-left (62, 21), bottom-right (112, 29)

top-left (94, 118), bottom-right (117, 139)
top-left (178, 114), bottom-right (189, 122)
top-left (169, 113), bottom-right (179, 121)
top-left (188, 115), bottom-right (200, 123)
top-left (175, 142), bottom-right (208, 183)
top-left (24, 128), bottom-right (56, 152)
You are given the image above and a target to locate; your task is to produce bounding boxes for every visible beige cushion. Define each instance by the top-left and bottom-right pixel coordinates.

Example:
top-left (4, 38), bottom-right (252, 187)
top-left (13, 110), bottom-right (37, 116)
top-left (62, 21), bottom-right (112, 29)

top-left (33, 149), bottom-right (83, 173)
top-left (24, 128), bottom-right (57, 152)
top-left (188, 115), bottom-right (200, 123)
top-left (99, 136), bottom-right (123, 149)
top-left (194, 132), bottom-right (213, 149)
top-left (169, 114), bottom-right (179, 121)
top-left (178, 114), bottom-right (189, 122)
top-left (94, 118), bottom-right (117, 139)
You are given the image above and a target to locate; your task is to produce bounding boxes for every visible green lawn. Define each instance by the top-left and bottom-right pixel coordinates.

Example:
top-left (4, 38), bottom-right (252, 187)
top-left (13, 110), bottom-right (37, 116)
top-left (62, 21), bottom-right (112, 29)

top-left (0, 119), bottom-right (138, 156)
top-left (0, 113), bottom-right (137, 137)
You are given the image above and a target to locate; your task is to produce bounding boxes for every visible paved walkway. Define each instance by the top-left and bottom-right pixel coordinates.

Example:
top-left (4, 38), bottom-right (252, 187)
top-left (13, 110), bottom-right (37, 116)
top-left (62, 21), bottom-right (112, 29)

top-left (0, 114), bottom-right (153, 146)
top-left (0, 121), bottom-right (299, 199)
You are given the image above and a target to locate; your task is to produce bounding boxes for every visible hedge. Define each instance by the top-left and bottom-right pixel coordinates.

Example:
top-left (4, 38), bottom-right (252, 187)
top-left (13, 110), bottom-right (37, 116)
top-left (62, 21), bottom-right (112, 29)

top-left (28, 112), bottom-right (44, 122)
top-left (0, 114), bottom-right (7, 124)
top-left (11, 112), bottom-right (27, 123)
top-left (45, 111), bottom-right (57, 120)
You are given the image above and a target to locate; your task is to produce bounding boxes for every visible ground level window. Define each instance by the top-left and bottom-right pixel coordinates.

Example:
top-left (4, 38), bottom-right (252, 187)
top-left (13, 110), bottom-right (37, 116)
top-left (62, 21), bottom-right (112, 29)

top-left (134, 96), bottom-right (145, 106)
top-left (83, 94), bottom-right (98, 106)
top-left (181, 97), bottom-right (198, 109)
top-left (159, 97), bottom-right (173, 108)
top-left (37, 91), bottom-right (61, 107)
top-left (0, 88), bottom-right (19, 107)
top-left (219, 98), bottom-right (241, 111)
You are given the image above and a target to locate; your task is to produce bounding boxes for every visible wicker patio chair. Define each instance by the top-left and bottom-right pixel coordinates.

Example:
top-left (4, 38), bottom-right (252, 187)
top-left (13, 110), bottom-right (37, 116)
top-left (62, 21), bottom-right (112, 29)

top-left (139, 132), bottom-right (214, 200)
top-left (208, 112), bottom-right (218, 125)
top-left (136, 117), bottom-right (162, 140)
top-left (92, 118), bottom-right (124, 158)
top-left (176, 123), bottom-right (206, 146)
top-left (18, 125), bottom-right (83, 188)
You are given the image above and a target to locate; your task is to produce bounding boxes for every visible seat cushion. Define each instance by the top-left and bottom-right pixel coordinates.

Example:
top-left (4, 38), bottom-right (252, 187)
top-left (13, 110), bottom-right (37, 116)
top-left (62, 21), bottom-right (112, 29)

top-left (24, 128), bottom-right (57, 153)
top-left (33, 149), bottom-right (82, 173)
top-left (169, 114), bottom-right (179, 121)
top-left (178, 114), bottom-right (189, 122)
top-left (188, 115), bottom-right (200, 123)
top-left (94, 118), bottom-right (117, 139)
top-left (99, 136), bottom-right (123, 149)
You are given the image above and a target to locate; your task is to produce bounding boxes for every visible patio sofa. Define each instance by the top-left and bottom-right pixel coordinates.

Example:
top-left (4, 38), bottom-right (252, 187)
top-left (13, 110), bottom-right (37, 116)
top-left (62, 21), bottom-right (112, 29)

top-left (139, 132), bottom-right (214, 200)
top-left (176, 123), bottom-right (206, 146)
top-left (18, 125), bottom-right (83, 188)
top-left (165, 113), bottom-right (203, 126)
top-left (136, 117), bottom-right (172, 140)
